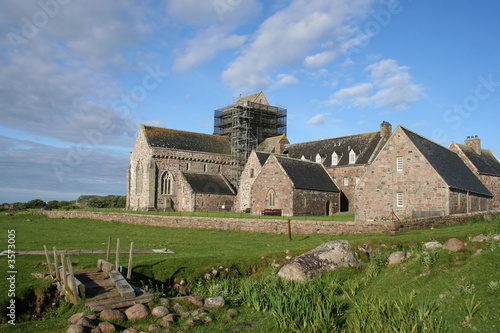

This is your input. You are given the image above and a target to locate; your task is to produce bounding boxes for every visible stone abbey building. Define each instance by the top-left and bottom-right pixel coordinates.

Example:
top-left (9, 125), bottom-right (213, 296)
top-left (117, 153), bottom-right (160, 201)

top-left (127, 92), bottom-right (499, 220)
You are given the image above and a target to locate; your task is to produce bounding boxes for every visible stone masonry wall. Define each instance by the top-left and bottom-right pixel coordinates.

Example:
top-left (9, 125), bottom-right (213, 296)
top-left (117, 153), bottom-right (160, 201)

top-left (478, 174), bottom-right (500, 209)
top-left (326, 164), bottom-right (366, 212)
top-left (355, 127), bottom-right (451, 221)
top-left (42, 209), bottom-right (500, 235)
top-left (251, 156), bottom-right (294, 216)
top-left (293, 189), bottom-right (340, 216)
top-left (235, 152), bottom-right (263, 212)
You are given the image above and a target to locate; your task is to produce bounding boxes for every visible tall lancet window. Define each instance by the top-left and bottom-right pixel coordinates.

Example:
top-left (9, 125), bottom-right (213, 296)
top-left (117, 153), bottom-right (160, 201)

top-left (161, 171), bottom-right (174, 195)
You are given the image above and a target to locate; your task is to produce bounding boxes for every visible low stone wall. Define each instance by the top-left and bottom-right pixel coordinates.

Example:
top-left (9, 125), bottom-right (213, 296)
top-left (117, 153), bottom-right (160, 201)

top-left (42, 209), bottom-right (500, 235)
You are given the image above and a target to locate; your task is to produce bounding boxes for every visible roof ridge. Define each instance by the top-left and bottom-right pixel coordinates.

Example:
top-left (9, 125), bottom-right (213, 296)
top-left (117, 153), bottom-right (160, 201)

top-left (287, 130), bottom-right (380, 146)
top-left (143, 124), bottom-right (226, 139)
top-left (399, 125), bottom-right (456, 154)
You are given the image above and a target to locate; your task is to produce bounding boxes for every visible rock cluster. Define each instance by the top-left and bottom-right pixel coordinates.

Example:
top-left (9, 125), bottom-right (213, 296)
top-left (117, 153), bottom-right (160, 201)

top-left (66, 295), bottom-right (230, 333)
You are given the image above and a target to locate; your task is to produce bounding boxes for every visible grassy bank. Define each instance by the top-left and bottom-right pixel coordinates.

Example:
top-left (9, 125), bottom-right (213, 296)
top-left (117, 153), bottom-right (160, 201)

top-left (0, 212), bottom-right (499, 332)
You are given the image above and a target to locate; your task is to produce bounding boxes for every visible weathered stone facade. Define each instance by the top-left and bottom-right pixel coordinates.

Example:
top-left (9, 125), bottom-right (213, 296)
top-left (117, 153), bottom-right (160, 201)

top-left (286, 122), bottom-right (392, 212)
top-left (355, 126), bottom-right (492, 221)
top-left (235, 151), bottom-right (269, 212)
top-left (127, 125), bottom-right (236, 212)
top-left (250, 155), bottom-right (339, 216)
top-left (449, 138), bottom-right (500, 209)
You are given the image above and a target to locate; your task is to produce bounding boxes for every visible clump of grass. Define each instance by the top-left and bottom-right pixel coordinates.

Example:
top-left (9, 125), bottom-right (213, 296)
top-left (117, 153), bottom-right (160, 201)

top-left (366, 251), bottom-right (388, 278)
top-left (462, 294), bottom-right (482, 329)
top-left (457, 277), bottom-right (476, 295)
top-left (419, 250), bottom-right (439, 270)
top-left (487, 280), bottom-right (500, 292)
top-left (345, 292), bottom-right (448, 332)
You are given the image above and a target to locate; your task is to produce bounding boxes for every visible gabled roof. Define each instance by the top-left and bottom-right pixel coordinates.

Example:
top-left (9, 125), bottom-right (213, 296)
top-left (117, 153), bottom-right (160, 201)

top-left (401, 127), bottom-right (492, 197)
top-left (285, 131), bottom-right (382, 166)
top-left (257, 134), bottom-right (289, 153)
top-left (235, 91), bottom-right (269, 106)
top-left (274, 156), bottom-right (339, 192)
top-left (143, 125), bottom-right (231, 154)
top-left (455, 144), bottom-right (500, 176)
top-left (182, 173), bottom-right (235, 195)
top-left (255, 151), bottom-right (271, 166)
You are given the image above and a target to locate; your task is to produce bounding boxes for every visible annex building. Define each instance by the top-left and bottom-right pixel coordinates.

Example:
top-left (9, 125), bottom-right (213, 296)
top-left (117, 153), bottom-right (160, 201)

top-left (127, 92), bottom-right (498, 220)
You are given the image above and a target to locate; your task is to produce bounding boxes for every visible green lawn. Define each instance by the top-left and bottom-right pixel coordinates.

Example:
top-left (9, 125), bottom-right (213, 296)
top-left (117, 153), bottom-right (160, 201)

top-left (1, 211), bottom-right (499, 332)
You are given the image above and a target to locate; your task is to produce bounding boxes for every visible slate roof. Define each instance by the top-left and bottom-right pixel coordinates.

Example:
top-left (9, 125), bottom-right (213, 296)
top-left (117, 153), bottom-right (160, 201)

top-left (257, 134), bottom-right (287, 153)
top-left (143, 125), bottom-right (231, 154)
top-left (456, 144), bottom-right (500, 176)
top-left (274, 156), bottom-right (339, 192)
top-left (401, 127), bottom-right (492, 197)
top-left (285, 131), bottom-right (382, 166)
top-left (182, 173), bottom-right (235, 195)
top-left (255, 152), bottom-right (271, 166)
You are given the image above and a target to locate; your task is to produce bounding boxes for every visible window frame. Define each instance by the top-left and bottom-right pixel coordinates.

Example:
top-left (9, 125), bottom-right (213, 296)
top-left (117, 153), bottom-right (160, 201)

top-left (396, 156), bottom-right (403, 172)
top-left (396, 192), bottom-right (403, 208)
top-left (349, 149), bottom-right (356, 164)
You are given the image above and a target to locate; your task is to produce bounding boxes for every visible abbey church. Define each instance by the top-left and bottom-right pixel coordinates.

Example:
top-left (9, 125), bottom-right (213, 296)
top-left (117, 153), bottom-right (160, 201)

top-left (127, 92), bottom-right (500, 220)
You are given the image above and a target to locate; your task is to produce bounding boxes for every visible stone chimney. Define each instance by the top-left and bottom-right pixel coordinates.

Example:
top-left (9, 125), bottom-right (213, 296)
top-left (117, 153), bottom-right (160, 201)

top-left (465, 135), bottom-right (481, 155)
top-left (380, 121), bottom-right (392, 138)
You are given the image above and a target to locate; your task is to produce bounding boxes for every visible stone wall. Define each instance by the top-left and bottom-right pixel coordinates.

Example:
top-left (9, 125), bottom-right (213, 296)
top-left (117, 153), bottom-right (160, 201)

top-left (478, 174), bottom-right (500, 209)
top-left (326, 164), bottom-right (366, 212)
top-left (235, 152), bottom-right (263, 212)
top-left (42, 209), bottom-right (500, 236)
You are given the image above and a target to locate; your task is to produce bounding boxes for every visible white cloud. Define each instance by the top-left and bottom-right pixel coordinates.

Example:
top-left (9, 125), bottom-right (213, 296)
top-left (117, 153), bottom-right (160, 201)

top-left (329, 59), bottom-right (424, 110)
top-left (275, 73), bottom-right (299, 86)
top-left (172, 27), bottom-right (246, 72)
top-left (222, 0), bottom-right (373, 91)
top-left (306, 112), bottom-right (331, 125)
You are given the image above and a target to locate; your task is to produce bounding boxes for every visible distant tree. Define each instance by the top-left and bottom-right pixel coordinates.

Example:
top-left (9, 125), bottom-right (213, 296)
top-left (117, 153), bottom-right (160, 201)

top-left (88, 198), bottom-right (106, 208)
top-left (58, 201), bottom-right (71, 208)
top-left (116, 196), bottom-right (126, 208)
top-left (11, 202), bottom-right (27, 211)
top-left (26, 199), bottom-right (47, 209)
top-left (47, 200), bottom-right (60, 210)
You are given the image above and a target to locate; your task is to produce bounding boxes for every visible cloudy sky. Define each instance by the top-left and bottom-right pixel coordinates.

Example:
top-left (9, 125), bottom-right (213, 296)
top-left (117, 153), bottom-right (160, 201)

top-left (1, 0), bottom-right (499, 203)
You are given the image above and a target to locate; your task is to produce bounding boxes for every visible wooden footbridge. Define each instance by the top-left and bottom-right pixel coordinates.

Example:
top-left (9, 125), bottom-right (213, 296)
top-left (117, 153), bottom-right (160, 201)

top-left (40, 237), bottom-right (171, 311)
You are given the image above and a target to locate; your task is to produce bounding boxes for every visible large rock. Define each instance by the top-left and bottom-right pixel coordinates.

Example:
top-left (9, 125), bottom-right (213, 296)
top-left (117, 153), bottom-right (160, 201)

top-left (205, 296), bottom-right (225, 308)
top-left (125, 304), bottom-right (150, 320)
top-left (471, 234), bottom-right (490, 242)
top-left (99, 322), bottom-right (116, 332)
top-left (443, 238), bottom-right (465, 252)
top-left (100, 309), bottom-right (127, 321)
top-left (423, 241), bottom-right (442, 250)
top-left (67, 324), bottom-right (85, 333)
top-left (68, 312), bottom-right (85, 324)
top-left (277, 240), bottom-right (357, 281)
top-left (151, 306), bottom-right (169, 318)
top-left (388, 251), bottom-right (408, 265)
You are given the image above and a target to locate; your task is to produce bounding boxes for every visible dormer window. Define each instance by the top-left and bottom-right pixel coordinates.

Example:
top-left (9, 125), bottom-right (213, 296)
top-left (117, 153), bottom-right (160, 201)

top-left (331, 152), bottom-right (338, 166)
top-left (349, 149), bottom-right (356, 164)
top-left (315, 153), bottom-right (323, 163)
top-left (301, 155), bottom-right (307, 161)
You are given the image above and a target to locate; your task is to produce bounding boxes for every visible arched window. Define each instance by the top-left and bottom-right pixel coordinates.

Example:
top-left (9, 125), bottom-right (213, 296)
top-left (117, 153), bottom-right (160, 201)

top-left (161, 171), bottom-right (174, 195)
top-left (266, 189), bottom-right (276, 208)
top-left (136, 162), bottom-right (143, 195)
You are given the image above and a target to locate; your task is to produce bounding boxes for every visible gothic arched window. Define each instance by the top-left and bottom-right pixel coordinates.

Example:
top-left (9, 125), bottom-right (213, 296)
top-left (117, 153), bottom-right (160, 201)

top-left (161, 171), bottom-right (174, 195)
top-left (266, 189), bottom-right (276, 208)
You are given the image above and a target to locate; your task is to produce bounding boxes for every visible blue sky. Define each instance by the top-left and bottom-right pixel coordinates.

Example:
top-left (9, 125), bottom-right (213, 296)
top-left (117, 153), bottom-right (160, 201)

top-left (1, 0), bottom-right (499, 203)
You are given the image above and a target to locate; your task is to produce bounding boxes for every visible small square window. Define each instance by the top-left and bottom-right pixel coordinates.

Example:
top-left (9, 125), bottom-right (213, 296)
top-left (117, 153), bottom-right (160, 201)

top-left (203, 164), bottom-right (208, 172)
top-left (186, 163), bottom-right (191, 171)
top-left (396, 192), bottom-right (403, 207)
top-left (356, 177), bottom-right (360, 184)
top-left (343, 177), bottom-right (349, 186)
top-left (250, 169), bottom-right (255, 178)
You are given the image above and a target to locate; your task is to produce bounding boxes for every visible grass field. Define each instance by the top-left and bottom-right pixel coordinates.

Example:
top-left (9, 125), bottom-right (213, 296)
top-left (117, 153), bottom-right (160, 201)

top-left (0, 211), bottom-right (499, 332)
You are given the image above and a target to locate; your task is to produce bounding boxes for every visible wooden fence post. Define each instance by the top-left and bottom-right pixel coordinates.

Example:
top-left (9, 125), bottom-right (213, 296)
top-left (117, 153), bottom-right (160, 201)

top-left (106, 236), bottom-right (112, 262)
top-left (60, 253), bottom-right (67, 292)
top-left (127, 242), bottom-right (134, 280)
top-left (43, 245), bottom-right (54, 277)
top-left (66, 256), bottom-right (79, 303)
top-left (115, 238), bottom-right (120, 271)
top-left (53, 246), bottom-right (60, 281)
top-left (287, 219), bottom-right (292, 242)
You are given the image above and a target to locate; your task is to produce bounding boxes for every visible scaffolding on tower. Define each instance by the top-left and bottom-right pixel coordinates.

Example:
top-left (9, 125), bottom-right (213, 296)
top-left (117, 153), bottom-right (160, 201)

top-left (214, 93), bottom-right (287, 187)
